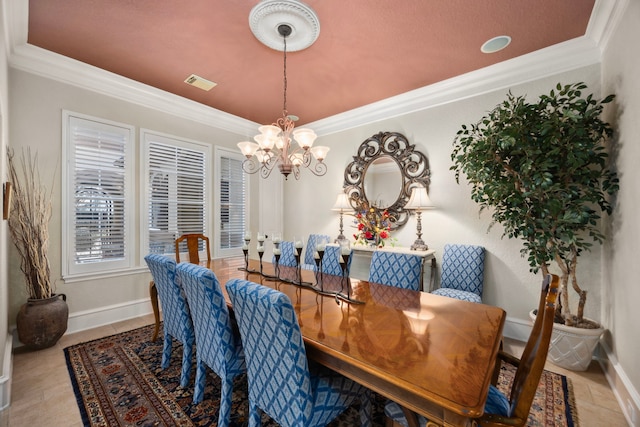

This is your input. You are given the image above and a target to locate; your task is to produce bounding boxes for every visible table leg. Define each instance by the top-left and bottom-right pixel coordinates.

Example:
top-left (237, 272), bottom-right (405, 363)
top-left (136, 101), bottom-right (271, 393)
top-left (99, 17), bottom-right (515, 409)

top-left (149, 280), bottom-right (160, 341)
top-left (401, 406), bottom-right (421, 427)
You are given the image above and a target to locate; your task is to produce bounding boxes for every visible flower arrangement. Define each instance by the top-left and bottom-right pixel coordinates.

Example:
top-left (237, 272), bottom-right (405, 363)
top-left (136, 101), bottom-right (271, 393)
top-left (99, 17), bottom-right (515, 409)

top-left (352, 203), bottom-right (393, 247)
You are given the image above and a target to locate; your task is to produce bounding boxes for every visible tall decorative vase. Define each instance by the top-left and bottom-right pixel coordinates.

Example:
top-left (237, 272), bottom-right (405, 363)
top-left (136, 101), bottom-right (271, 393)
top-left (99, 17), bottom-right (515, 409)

top-left (16, 293), bottom-right (68, 350)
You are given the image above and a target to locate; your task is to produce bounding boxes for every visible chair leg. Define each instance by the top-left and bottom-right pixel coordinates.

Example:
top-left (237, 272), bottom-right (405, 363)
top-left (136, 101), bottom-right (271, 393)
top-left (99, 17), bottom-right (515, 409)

top-left (192, 359), bottom-right (206, 404)
top-left (359, 389), bottom-right (372, 427)
top-left (218, 376), bottom-right (234, 427)
top-left (249, 402), bottom-right (261, 427)
top-left (385, 416), bottom-right (406, 427)
top-left (161, 334), bottom-right (172, 369)
top-left (149, 281), bottom-right (160, 341)
top-left (179, 339), bottom-right (193, 388)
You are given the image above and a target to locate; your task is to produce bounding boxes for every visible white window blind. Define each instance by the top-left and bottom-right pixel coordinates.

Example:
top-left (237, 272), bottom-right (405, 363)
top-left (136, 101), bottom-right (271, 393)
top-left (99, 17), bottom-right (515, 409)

top-left (144, 131), bottom-right (209, 256)
top-left (62, 112), bottom-right (134, 278)
top-left (219, 155), bottom-right (246, 250)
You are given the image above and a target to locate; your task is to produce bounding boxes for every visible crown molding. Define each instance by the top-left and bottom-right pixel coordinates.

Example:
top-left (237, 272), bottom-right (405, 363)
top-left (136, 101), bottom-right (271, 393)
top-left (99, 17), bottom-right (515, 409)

top-left (307, 36), bottom-right (602, 136)
top-left (9, 44), bottom-right (260, 136)
top-left (3, 0), bottom-right (626, 138)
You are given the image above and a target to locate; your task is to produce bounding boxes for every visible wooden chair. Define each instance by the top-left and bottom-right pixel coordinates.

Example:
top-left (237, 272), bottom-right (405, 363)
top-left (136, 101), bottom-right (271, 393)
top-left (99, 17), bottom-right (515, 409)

top-left (226, 278), bottom-right (372, 427)
top-left (143, 254), bottom-right (195, 388)
top-left (176, 263), bottom-right (246, 424)
top-left (150, 233), bottom-right (211, 341)
top-left (175, 233), bottom-right (211, 264)
top-left (385, 273), bottom-right (560, 427)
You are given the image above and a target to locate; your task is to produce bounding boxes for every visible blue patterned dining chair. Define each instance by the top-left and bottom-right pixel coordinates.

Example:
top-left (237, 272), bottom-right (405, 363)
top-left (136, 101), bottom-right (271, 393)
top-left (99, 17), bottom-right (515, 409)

top-left (273, 240), bottom-right (297, 267)
top-left (176, 263), bottom-right (246, 425)
top-left (385, 274), bottom-right (560, 427)
top-left (368, 251), bottom-right (424, 291)
top-left (226, 278), bottom-right (372, 427)
top-left (144, 254), bottom-right (195, 388)
top-left (302, 234), bottom-right (330, 270)
top-left (321, 244), bottom-right (344, 276)
top-left (432, 244), bottom-right (485, 303)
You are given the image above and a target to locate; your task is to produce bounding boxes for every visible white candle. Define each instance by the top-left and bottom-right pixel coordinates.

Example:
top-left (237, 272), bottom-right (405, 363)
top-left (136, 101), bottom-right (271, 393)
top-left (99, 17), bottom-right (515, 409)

top-left (295, 240), bottom-right (303, 249)
top-left (257, 245), bottom-right (264, 252)
top-left (244, 231), bottom-right (252, 240)
top-left (242, 243), bottom-right (249, 250)
top-left (273, 248), bottom-right (281, 255)
top-left (316, 243), bottom-right (326, 252)
top-left (272, 236), bottom-right (281, 243)
top-left (341, 246), bottom-right (351, 256)
top-left (257, 232), bottom-right (265, 242)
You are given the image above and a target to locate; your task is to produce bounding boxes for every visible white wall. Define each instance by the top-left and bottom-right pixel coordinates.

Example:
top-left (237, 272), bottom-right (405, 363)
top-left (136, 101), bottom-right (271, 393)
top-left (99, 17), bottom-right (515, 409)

top-left (0, 0), bottom-right (12, 410)
top-left (285, 65), bottom-right (604, 322)
top-left (6, 69), bottom-right (246, 328)
top-left (601, 0), bottom-right (640, 417)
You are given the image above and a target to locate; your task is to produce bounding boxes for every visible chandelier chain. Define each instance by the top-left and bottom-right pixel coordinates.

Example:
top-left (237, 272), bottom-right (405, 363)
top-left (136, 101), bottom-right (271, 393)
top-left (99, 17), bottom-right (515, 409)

top-left (282, 32), bottom-right (288, 115)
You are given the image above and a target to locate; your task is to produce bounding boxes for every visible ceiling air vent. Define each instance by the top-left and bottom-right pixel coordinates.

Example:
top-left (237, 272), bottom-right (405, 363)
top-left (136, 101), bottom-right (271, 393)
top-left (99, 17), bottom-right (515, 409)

top-left (184, 74), bottom-right (217, 91)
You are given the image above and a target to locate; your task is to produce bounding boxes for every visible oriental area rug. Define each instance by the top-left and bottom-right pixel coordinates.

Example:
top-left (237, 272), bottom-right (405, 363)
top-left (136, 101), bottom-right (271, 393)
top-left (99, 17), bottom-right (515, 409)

top-left (65, 324), bottom-right (578, 427)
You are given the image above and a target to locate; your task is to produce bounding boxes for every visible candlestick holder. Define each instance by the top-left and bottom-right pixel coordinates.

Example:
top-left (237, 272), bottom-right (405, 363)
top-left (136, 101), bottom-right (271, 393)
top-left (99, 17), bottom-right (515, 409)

top-left (313, 248), bottom-right (326, 292)
top-left (239, 236), bottom-right (251, 271)
top-left (258, 249), bottom-right (265, 275)
top-left (263, 240), bottom-right (281, 281)
top-left (294, 245), bottom-right (303, 284)
top-left (335, 252), bottom-right (364, 305)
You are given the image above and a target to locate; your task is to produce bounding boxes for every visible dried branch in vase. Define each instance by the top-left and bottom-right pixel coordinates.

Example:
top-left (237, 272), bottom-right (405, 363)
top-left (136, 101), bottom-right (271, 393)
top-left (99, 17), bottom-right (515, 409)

top-left (7, 148), bottom-right (54, 300)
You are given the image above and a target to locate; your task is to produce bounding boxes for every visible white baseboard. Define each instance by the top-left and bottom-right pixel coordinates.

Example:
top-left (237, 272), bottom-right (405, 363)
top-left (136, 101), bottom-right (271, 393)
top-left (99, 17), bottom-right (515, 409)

top-left (11, 297), bottom-right (155, 348)
top-left (66, 297), bottom-right (154, 335)
top-left (598, 341), bottom-right (640, 426)
top-left (502, 315), bottom-right (533, 342)
top-left (503, 316), bottom-right (639, 426)
top-left (0, 334), bottom-right (13, 412)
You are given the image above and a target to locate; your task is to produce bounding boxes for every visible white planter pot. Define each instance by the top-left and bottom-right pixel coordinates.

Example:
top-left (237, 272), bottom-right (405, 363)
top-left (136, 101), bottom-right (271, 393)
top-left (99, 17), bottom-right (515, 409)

top-left (529, 310), bottom-right (604, 371)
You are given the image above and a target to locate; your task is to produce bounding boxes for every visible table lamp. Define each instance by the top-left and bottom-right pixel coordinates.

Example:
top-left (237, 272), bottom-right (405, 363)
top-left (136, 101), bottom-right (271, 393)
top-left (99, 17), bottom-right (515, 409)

top-left (331, 192), bottom-right (353, 243)
top-left (405, 184), bottom-right (434, 250)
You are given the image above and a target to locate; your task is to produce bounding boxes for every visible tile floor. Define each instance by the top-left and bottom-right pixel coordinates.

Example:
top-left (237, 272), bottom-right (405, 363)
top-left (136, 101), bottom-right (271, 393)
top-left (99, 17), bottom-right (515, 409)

top-left (0, 314), bottom-right (629, 426)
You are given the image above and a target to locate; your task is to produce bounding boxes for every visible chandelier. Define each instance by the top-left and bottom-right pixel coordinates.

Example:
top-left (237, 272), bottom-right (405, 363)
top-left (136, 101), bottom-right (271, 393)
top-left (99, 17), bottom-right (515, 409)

top-left (238, 2), bottom-right (328, 180)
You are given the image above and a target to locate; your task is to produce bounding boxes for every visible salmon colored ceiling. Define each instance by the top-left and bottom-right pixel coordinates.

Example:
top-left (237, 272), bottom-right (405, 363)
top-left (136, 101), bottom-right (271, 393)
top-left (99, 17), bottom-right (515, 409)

top-left (27, 0), bottom-right (595, 126)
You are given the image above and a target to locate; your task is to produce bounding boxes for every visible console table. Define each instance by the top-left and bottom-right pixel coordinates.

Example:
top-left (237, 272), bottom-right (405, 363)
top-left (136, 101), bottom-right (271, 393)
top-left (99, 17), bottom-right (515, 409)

top-left (346, 245), bottom-right (436, 292)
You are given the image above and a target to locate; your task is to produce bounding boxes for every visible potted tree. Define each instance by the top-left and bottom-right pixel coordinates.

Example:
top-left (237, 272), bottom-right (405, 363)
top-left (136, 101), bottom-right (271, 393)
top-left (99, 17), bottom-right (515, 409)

top-left (451, 82), bottom-right (618, 371)
top-left (7, 148), bottom-right (68, 350)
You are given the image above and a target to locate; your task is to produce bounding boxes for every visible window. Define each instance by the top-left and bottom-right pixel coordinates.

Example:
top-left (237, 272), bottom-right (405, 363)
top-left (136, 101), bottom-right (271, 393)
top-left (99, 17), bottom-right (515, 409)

top-left (215, 147), bottom-right (248, 257)
top-left (62, 111), bottom-right (135, 279)
top-left (142, 130), bottom-right (211, 258)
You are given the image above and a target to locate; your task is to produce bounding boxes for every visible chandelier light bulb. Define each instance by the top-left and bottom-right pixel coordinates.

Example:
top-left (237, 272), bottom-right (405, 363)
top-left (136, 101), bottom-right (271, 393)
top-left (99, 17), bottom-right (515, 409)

top-left (237, 141), bottom-right (259, 157)
top-left (310, 145), bottom-right (329, 160)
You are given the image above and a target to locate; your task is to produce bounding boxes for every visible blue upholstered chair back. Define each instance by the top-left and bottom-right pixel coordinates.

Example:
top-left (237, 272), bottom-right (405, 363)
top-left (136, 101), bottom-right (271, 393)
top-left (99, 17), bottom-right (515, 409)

top-left (144, 254), bottom-right (193, 345)
top-left (176, 262), bottom-right (246, 414)
top-left (273, 240), bottom-right (297, 267)
top-left (368, 251), bottom-right (423, 291)
top-left (433, 244), bottom-right (485, 303)
top-left (322, 245), bottom-right (344, 276)
top-left (226, 278), bottom-right (370, 427)
top-left (302, 234), bottom-right (330, 270)
top-left (144, 254), bottom-right (195, 387)
top-left (441, 244), bottom-right (485, 293)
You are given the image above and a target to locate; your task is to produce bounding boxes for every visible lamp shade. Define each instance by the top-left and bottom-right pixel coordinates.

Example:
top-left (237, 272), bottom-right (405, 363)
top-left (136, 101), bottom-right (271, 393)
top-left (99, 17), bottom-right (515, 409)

top-left (405, 185), bottom-right (434, 210)
top-left (331, 193), bottom-right (353, 212)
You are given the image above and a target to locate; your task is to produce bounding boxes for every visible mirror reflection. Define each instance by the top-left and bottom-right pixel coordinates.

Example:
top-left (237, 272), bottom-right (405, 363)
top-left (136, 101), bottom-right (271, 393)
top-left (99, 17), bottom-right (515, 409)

top-left (343, 131), bottom-right (430, 229)
top-left (363, 156), bottom-right (402, 209)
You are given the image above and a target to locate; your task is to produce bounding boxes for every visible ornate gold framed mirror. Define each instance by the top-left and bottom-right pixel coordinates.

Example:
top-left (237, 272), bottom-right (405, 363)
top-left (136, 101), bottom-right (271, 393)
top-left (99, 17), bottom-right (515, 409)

top-left (344, 131), bottom-right (430, 229)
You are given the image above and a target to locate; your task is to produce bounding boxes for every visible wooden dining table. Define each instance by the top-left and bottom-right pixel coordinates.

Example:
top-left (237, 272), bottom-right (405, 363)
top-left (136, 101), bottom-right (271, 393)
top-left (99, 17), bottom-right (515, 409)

top-left (150, 257), bottom-right (506, 427)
